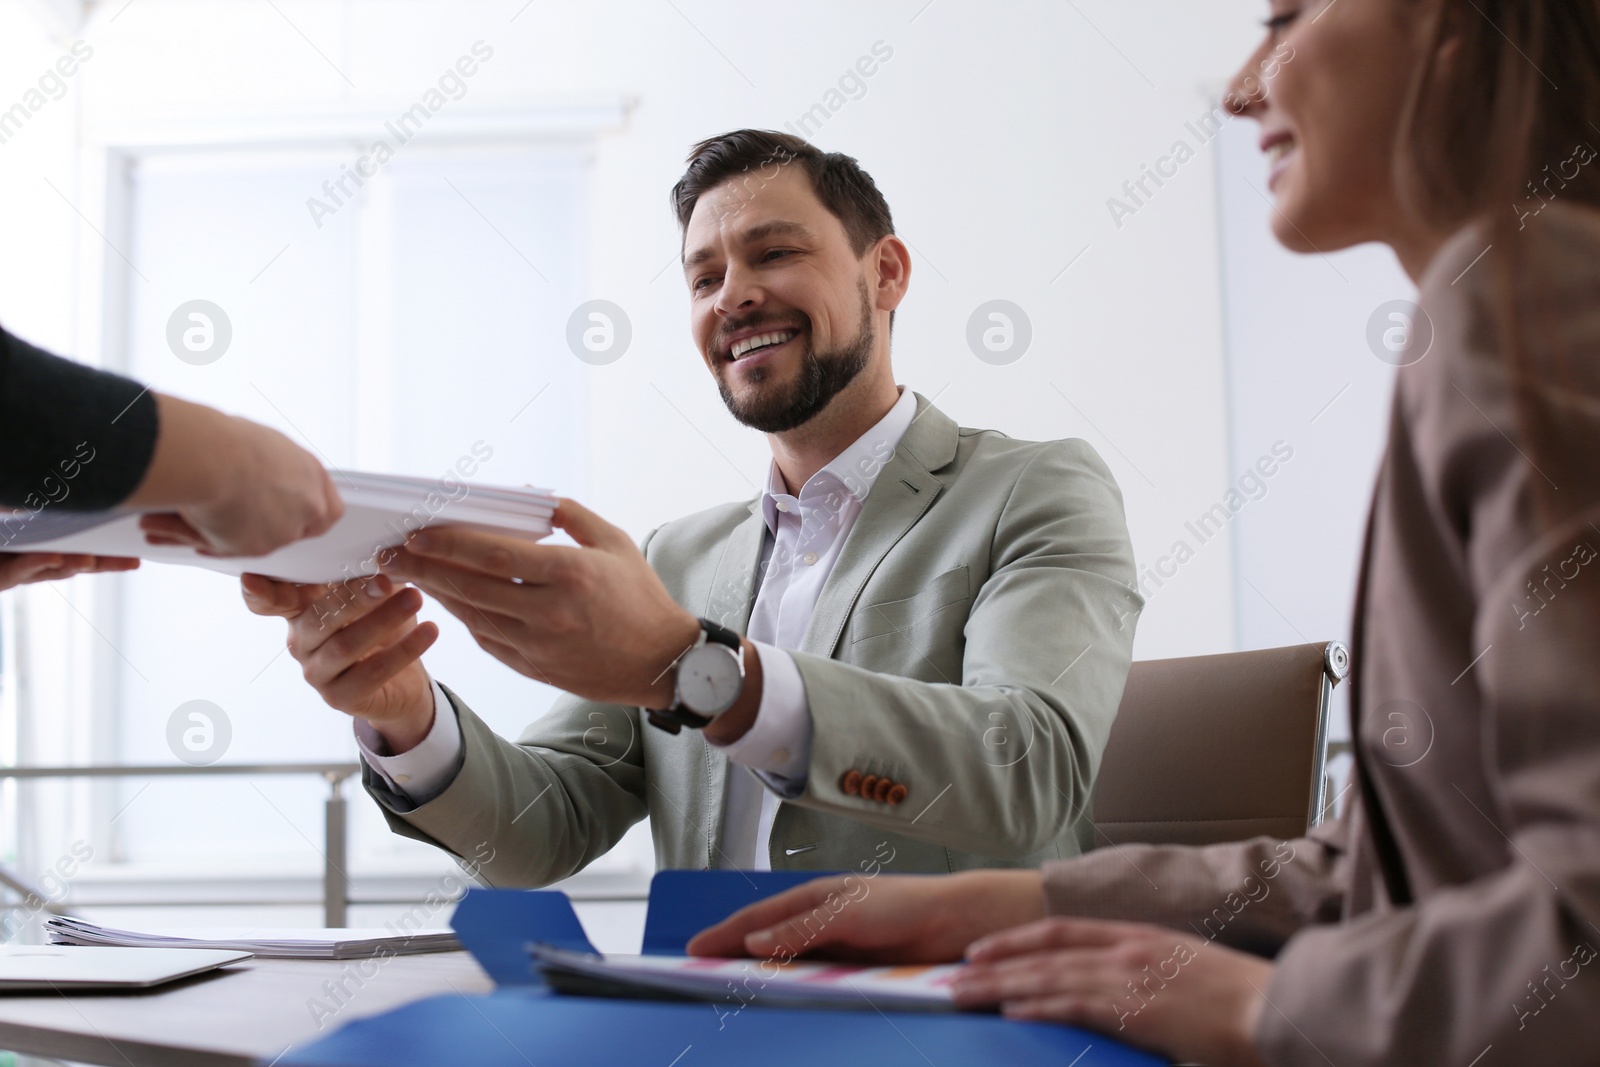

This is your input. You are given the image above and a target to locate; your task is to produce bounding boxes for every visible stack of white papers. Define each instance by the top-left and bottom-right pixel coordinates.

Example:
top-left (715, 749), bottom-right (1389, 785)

top-left (530, 944), bottom-right (961, 1013)
top-left (1, 471), bottom-right (558, 584)
top-left (47, 916), bottom-right (459, 960)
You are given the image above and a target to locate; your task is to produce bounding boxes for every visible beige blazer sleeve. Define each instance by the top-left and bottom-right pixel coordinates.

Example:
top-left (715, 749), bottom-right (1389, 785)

top-left (788, 438), bottom-right (1139, 859)
top-left (1043, 210), bottom-right (1600, 1066)
top-left (1038, 823), bottom-right (1351, 955)
top-left (361, 688), bottom-right (649, 887)
top-left (1259, 504), bottom-right (1600, 1066)
top-left (1255, 216), bottom-right (1600, 1067)
top-left (359, 532), bottom-right (666, 887)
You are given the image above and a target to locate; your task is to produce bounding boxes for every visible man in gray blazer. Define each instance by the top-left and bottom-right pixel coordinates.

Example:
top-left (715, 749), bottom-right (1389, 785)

top-left (244, 129), bottom-right (1140, 884)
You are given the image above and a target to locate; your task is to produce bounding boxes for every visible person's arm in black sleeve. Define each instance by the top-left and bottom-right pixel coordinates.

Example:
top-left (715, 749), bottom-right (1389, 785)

top-left (0, 324), bottom-right (344, 589)
top-left (0, 324), bottom-right (159, 511)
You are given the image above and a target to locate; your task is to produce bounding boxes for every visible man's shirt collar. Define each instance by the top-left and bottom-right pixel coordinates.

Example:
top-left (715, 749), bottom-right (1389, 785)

top-left (760, 387), bottom-right (917, 534)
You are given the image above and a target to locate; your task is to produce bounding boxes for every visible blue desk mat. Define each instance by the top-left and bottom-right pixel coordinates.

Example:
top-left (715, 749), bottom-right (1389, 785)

top-left (277, 987), bottom-right (1165, 1067)
top-left (278, 873), bottom-right (1167, 1066)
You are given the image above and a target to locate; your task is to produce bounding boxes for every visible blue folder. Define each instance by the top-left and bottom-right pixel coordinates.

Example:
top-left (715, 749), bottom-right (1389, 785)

top-left (277, 872), bottom-right (1166, 1067)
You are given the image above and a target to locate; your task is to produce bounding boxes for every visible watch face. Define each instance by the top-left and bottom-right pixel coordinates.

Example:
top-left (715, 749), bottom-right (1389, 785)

top-left (678, 644), bottom-right (743, 717)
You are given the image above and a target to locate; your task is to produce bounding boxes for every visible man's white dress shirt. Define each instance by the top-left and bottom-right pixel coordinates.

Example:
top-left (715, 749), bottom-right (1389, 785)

top-left (358, 386), bottom-right (919, 871)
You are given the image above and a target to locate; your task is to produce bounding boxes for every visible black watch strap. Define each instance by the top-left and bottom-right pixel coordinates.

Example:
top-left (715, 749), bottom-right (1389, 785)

top-left (645, 706), bottom-right (712, 735)
top-left (698, 617), bottom-right (742, 652)
top-left (644, 618), bottom-right (742, 735)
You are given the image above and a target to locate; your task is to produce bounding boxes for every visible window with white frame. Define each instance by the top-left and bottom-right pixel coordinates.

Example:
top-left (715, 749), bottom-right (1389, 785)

top-left (5, 107), bottom-right (656, 914)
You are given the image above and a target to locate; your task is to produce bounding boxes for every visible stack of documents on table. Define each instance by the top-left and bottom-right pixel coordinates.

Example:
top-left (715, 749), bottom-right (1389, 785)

top-left (0, 470), bottom-right (558, 584)
top-left (529, 944), bottom-right (962, 1013)
top-left (47, 916), bottom-right (459, 960)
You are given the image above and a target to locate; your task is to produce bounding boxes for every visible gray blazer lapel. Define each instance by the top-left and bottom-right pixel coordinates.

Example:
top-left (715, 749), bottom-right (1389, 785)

top-left (695, 499), bottom-right (767, 866)
top-left (703, 501), bottom-right (767, 633)
top-left (800, 395), bottom-right (959, 658)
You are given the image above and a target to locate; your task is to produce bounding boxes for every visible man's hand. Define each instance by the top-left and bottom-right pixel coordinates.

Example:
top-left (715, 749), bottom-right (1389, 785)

top-left (129, 394), bottom-right (344, 558)
top-left (378, 498), bottom-right (703, 710)
top-left (240, 573), bottom-right (439, 751)
top-left (0, 552), bottom-right (139, 592)
top-left (686, 871), bottom-right (1048, 964)
top-left (953, 918), bottom-right (1271, 1066)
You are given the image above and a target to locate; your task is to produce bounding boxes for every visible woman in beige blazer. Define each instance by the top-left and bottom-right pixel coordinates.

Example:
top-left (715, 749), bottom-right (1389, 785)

top-left (690, 1), bottom-right (1600, 1063)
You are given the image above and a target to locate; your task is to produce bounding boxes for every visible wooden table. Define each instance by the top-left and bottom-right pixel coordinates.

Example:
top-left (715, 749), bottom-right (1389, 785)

top-left (0, 951), bottom-right (493, 1066)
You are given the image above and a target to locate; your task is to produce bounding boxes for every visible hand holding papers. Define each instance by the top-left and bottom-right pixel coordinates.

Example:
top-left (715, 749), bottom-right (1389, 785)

top-left (376, 498), bottom-right (706, 712)
top-left (4, 471), bottom-right (557, 584)
top-left (242, 491), bottom-right (714, 759)
top-left (122, 397), bottom-right (345, 558)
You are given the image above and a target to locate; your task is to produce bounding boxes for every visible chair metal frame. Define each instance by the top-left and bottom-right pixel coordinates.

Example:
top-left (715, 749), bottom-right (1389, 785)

top-left (1307, 641), bottom-right (1351, 827)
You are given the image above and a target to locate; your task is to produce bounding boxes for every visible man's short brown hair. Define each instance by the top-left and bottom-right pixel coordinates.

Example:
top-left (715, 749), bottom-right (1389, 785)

top-left (671, 129), bottom-right (895, 255)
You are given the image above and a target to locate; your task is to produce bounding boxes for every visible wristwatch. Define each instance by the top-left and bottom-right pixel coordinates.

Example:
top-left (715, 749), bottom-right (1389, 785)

top-left (645, 617), bottom-right (746, 734)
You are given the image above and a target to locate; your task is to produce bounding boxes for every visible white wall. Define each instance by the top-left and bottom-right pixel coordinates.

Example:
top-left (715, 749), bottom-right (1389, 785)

top-left (0, 3), bottom-right (81, 351)
top-left (1214, 114), bottom-right (1414, 752)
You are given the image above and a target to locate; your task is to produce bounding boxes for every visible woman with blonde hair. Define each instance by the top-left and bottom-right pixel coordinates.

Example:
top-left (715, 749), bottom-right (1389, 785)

top-left (691, 2), bottom-right (1600, 1063)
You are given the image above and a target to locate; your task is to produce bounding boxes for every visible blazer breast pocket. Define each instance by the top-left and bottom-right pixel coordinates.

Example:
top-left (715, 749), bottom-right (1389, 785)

top-left (849, 565), bottom-right (971, 644)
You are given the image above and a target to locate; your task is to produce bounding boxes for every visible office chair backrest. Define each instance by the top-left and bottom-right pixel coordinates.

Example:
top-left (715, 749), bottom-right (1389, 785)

top-left (1090, 641), bottom-right (1348, 848)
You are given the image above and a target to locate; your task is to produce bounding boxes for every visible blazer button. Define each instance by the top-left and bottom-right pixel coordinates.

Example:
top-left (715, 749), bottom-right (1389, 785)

top-left (840, 770), bottom-right (863, 796)
top-left (872, 777), bottom-right (893, 803)
top-left (886, 783), bottom-right (908, 806)
top-left (860, 774), bottom-right (879, 799)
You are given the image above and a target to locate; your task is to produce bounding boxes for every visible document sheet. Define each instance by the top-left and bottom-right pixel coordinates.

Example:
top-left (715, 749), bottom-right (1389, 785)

top-left (48, 916), bottom-right (459, 960)
top-left (2, 471), bottom-right (558, 584)
top-left (530, 944), bottom-right (963, 1013)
